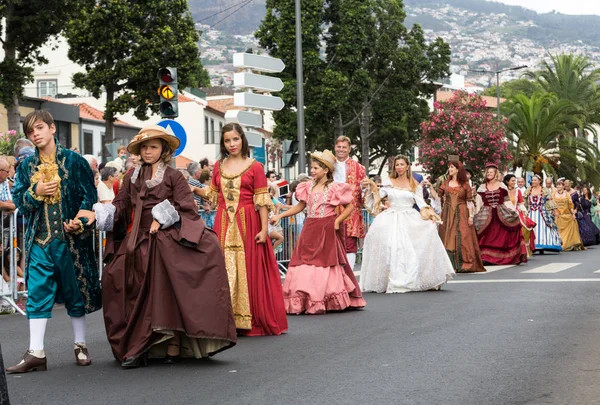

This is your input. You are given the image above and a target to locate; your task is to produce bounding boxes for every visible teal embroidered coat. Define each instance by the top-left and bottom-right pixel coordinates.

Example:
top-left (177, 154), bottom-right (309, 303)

top-left (12, 142), bottom-right (101, 314)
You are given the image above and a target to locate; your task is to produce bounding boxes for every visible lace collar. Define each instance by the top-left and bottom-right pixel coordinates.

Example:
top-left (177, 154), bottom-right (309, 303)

top-left (130, 162), bottom-right (167, 189)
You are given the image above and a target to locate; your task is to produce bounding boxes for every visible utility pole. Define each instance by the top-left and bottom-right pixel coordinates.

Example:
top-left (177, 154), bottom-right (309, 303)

top-left (295, 0), bottom-right (306, 173)
top-left (469, 65), bottom-right (528, 123)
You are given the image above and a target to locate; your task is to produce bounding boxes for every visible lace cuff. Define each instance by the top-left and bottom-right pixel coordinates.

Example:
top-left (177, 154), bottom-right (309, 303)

top-left (93, 203), bottom-right (116, 232)
top-left (254, 191), bottom-right (274, 211)
top-left (363, 179), bottom-right (382, 215)
top-left (152, 200), bottom-right (180, 229)
top-left (420, 206), bottom-right (442, 224)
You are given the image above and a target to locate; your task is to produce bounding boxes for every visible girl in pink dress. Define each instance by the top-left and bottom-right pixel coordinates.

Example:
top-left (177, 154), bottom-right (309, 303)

top-left (270, 150), bottom-right (366, 314)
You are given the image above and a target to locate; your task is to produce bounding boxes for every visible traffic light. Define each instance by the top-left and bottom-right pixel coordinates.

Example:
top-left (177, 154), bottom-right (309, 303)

top-left (282, 139), bottom-right (298, 168)
top-left (157, 67), bottom-right (178, 119)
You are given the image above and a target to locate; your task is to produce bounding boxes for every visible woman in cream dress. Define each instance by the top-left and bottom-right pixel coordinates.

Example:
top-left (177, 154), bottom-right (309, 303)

top-left (360, 156), bottom-right (455, 293)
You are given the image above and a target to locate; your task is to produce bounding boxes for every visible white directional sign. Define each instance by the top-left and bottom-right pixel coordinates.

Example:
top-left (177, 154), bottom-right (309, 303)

top-left (245, 131), bottom-right (263, 148)
top-left (234, 92), bottom-right (284, 111)
top-left (225, 109), bottom-right (263, 128)
top-left (234, 72), bottom-right (284, 93)
top-left (233, 53), bottom-right (285, 73)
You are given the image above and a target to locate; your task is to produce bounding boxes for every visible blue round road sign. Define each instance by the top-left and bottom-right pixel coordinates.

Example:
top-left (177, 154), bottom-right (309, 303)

top-left (157, 120), bottom-right (187, 157)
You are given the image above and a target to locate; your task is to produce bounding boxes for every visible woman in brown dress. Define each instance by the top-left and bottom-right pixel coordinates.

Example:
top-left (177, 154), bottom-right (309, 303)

top-left (437, 161), bottom-right (485, 273)
top-left (93, 126), bottom-right (237, 368)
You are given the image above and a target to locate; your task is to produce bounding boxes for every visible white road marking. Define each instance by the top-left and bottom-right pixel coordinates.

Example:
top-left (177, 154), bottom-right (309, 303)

top-left (478, 265), bottom-right (515, 274)
top-left (449, 278), bottom-right (600, 283)
top-left (594, 270), bottom-right (600, 274)
top-left (521, 263), bottom-right (580, 274)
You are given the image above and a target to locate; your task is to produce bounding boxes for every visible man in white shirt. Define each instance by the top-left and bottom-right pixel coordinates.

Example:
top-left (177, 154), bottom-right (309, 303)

top-left (333, 136), bottom-right (366, 270)
top-left (97, 166), bottom-right (117, 203)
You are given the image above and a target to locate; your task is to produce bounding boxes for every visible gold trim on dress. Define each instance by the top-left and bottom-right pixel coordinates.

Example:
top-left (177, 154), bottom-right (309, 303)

top-left (219, 158), bottom-right (256, 180)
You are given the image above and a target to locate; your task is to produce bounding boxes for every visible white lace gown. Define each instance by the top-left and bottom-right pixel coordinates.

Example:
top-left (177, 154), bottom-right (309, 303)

top-left (360, 185), bottom-right (455, 293)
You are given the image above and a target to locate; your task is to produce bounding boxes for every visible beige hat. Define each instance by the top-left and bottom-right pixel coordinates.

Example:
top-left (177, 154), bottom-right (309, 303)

top-left (310, 149), bottom-right (336, 172)
top-left (127, 125), bottom-right (180, 155)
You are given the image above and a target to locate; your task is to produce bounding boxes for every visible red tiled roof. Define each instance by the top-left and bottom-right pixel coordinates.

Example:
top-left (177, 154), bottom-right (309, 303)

top-left (205, 104), bottom-right (225, 117)
top-left (207, 98), bottom-right (241, 113)
top-left (178, 93), bottom-right (195, 103)
top-left (75, 103), bottom-right (131, 126)
top-left (175, 154), bottom-right (194, 169)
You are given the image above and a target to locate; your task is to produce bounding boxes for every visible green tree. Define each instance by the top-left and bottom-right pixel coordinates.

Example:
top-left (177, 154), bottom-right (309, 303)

top-left (482, 78), bottom-right (542, 99)
top-left (524, 53), bottom-right (600, 132)
top-left (66, 0), bottom-right (208, 156)
top-left (504, 92), bottom-right (600, 183)
top-left (322, 0), bottom-right (450, 169)
top-left (255, 0), bottom-right (325, 159)
top-left (256, 0), bottom-right (451, 171)
top-left (1, 0), bottom-right (78, 132)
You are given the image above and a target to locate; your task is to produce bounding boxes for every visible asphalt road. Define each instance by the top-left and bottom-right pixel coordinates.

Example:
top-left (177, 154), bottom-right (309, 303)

top-left (3, 247), bottom-right (600, 405)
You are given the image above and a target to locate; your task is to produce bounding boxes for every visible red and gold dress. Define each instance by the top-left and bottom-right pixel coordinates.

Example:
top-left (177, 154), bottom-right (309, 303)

top-left (283, 182), bottom-right (366, 314)
top-left (209, 159), bottom-right (288, 336)
top-left (475, 183), bottom-right (527, 265)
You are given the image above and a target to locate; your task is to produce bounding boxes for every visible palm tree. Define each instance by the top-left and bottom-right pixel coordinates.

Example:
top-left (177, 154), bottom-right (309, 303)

top-left (504, 92), bottom-right (600, 184)
top-left (524, 53), bottom-right (600, 134)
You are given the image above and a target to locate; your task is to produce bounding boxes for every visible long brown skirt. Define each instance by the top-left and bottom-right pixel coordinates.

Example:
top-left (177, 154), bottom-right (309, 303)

top-left (102, 224), bottom-right (237, 362)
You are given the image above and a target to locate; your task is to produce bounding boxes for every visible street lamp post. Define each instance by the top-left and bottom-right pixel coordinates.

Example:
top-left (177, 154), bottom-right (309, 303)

top-left (295, 0), bottom-right (306, 173)
top-left (469, 65), bottom-right (528, 123)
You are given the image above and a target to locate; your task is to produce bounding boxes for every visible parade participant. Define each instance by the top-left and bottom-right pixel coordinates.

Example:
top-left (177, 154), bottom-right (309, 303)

top-left (93, 125), bottom-right (236, 368)
top-left (504, 174), bottom-right (536, 257)
top-left (474, 163), bottom-right (527, 265)
top-left (553, 180), bottom-right (585, 251)
top-left (545, 177), bottom-right (556, 194)
top-left (196, 123), bottom-right (287, 336)
top-left (524, 175), bottom-right (561, 253)
top-left (7, 110), bottom-right (99, 373)
top-left (576, 186), bottom-right (600, 246)
top-left (270, 150), bottom-right (366, 314)
top-left (517, 177), bottom-right (527, 195)
top-left (332, 136), bottom-right (366, 270)
top-left (437, 161), bottom-right (485, 273)
top-left (592, 191), bottom-right (600, 230)
top-left (360, 155), bottom-right (454, 293)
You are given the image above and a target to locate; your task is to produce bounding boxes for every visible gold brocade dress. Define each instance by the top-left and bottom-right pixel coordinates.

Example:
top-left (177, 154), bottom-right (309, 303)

top-left (207, 159), bottom-right (288, 336)
top-left (553, 192), bottom-right (585, 251)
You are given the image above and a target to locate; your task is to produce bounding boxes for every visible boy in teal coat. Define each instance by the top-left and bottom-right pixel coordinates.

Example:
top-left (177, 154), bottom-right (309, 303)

top-left (6, 110), bottom-right (100, 373)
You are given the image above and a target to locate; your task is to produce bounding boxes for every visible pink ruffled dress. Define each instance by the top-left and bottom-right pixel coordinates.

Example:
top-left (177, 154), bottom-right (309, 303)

top-left (283, 181), bottom-right (366, 314)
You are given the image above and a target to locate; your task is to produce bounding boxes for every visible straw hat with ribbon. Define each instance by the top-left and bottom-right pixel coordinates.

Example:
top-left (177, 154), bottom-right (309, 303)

top-left (127, 125), bottom-right (180, 155)
top-left (310, 149), bottom-right (336, 172)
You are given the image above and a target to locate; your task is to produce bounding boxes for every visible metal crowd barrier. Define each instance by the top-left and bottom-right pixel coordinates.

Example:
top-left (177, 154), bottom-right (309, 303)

top-left (92, 209), bottom-right (375, 277)
top-left (2, 208), bottom-right (376, 317)
top-left (0, 211), bottom-right (26, 316)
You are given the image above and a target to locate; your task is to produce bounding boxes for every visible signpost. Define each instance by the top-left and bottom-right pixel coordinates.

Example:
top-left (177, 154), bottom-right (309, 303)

top-left (225, 110), bottom-right (263, 128)
top-left (157, 120), bottom-right (187, 157)
top-left (233, 92), bottom-right (284, 112)
top-left (229, 52), bottom-right (286, 167)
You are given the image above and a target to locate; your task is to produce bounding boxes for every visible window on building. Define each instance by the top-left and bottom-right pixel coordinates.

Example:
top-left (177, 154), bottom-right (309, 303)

top-left (38, 80), bottom-right (58, 98)
top-left (56, 121), bottom-right (71, 149)
top-left (210, 119), bottom-right (215, 144)
top-left (218, 122), bottom-right (223, 144)
top-left (205, 117), bottom-right (209, 144)
top-left (83, 131), bottom-right (94, 155)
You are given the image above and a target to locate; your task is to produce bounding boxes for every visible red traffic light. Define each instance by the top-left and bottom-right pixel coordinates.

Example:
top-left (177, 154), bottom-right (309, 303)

top-left (158, 68), bottom-right (176, 83)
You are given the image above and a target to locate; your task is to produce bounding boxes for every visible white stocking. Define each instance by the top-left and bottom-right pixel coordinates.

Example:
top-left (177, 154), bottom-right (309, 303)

top-left (71, 315), bottom-right (86, 344)
top-left (29, 318), bottom-right (48, 353)
top-left (346, 253), bottom-right (356, 270)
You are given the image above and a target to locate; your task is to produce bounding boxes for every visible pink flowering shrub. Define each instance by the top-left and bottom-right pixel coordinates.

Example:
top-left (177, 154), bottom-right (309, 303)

top-left (417, 91), bottom-right (512, 182)
top-left (0, 130), bottom-right (23, 156)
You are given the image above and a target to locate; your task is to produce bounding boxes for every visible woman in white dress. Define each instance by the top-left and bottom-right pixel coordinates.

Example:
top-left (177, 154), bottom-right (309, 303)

top-left (360, 156), bottom-right (455, 293)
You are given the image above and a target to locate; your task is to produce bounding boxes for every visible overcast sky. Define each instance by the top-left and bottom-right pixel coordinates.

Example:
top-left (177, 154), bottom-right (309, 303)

top-left (490, 0), bottom-right (600, 15)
